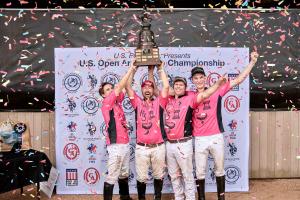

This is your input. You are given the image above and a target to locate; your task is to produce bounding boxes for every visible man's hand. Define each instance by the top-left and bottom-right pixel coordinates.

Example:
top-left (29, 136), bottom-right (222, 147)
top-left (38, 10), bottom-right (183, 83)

top-left (130, 60), bottom-right (138, 71)
top-left (157, 61), bottom-right (164, 70)
top-left (250, 52), bottom-right (259, 63)
top-left (216, 75), bottom-right (227, 86)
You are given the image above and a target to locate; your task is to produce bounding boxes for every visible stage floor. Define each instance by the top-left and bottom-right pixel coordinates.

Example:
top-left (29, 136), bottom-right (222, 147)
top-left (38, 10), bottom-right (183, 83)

top-left (1, 179), bottom-right (299, 200)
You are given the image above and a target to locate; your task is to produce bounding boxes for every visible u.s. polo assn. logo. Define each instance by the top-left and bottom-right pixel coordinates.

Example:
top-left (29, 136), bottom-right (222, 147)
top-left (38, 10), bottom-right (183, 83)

top-left (101, 73), bottom-right (120, 85)
top-left (225, 165), bottom-right (241, 184)
top-left (81, 97), bottom-right (99, 115)
top-left (122, 96), bottom-right (134, 114)
top-left (63, 73), bottom-right (82, 92)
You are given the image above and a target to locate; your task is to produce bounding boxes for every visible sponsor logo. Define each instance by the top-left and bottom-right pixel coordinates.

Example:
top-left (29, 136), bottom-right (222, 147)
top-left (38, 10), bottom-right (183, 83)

top-left (148, 170), bottom-right (154, 181)
top-left (122, 96), bottom-right (134, 114)
top-left (207, 72), bottom-right (221, 87)
top-left (224, 95), bottom-right (240, 113)
top-left (66, 98), bottom-right (77, 113)
top-left (226, 119), bottom-right (238, 142)
top-left (227, 142), bottom-right (238, 157)
top-left (81, 97), bottom-right (99, 115)
top-left (129, 143), bottom-right (135, 162)
top-left (128, 170), bottom-right (135, 184)
top-left (193, 165), bottom-right (197, 179)
top-left (87, 143), bottom-right (97, 164)
top-left (67, 121), bottom-right (77, 132)
top-left (208, 165), bottom-right (216, 182)
top-left (66, 169), bottom-right (78, 186)
top-left (101, 73), bottom-right (120, 85)
top-left (168, 74), bottom-right (175, 87)
top-left (227, 119), bottom-right (238, 139)
top-left (100, 122), bottom-right (106, 137)
top-left (63, 73), bottom-right (82, 92)
top-left (228, 74), bottom-right (239, 91)
top-left (228, 119), bottom-right (238, 131)
top-left (84, 168), bottom-right (100, 185)
top-left (67, 121), bottom-right (77, 141)
top-left (225, 165), bottom-right (241, 184)
top-left (101, 147), bottom-right (109, 163)
top-left (63, 143), bottom-right (80, 161)
top-left (127, 121), bottom-right (134, 137)
top-left (208, 154), bottom-right (214, 161)
top-left (87, 143), bottom-right (97, 154)
top-left (140, 73), bottom-right (159, 86)
top-left (86, 121), bottom-right (97, 136)
top-left (87, 73), bottom-right (98, 90)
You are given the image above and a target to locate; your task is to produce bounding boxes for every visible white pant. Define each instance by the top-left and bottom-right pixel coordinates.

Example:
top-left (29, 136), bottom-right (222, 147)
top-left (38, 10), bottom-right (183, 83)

top-left (194, 134), bottom-right (225, 180)
top-left (135, 143), bottom-right (166, 183)
top-left (105, 143), bottom-right (130, 184)
top-left (166, 139), bottom-right (195, 200)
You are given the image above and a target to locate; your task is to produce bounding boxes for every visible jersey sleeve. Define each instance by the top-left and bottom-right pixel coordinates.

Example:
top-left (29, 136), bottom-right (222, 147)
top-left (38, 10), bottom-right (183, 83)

top-left (188, 91), bottom-right (199, 109)
top-left (218, 80), bottom-right (232, 97)
top-left (116, 91), bottom-right (125, 103)
top-left (102, 91), bottom-right (118, 110)
top-left (158, 91), bottom-right (168, 109)
top-left (129, 91), bottom-right (142, 109)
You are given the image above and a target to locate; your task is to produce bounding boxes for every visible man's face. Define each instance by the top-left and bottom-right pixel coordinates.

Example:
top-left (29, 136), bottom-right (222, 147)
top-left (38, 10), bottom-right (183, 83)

top-left (142, 85), bottom-right (154, 100)
top-left (174, 81), bottom-right (186, 96)
top-left (102, 84), bottom-right (114, 98)
top-left (192, 73), bottom-right (206, 90)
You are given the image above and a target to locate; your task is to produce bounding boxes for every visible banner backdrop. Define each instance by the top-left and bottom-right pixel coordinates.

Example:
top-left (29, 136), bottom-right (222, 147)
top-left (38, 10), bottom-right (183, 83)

top-left (55, 47), bottom-right (249, 194)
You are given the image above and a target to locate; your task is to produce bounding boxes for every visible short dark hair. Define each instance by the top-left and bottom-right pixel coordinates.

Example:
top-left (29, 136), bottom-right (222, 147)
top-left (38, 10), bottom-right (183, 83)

top-left (99, 82), bottom-right (113, 97)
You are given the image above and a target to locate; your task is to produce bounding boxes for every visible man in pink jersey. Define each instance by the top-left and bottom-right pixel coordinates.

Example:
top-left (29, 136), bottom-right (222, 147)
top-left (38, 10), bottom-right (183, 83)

top-left (165, 75), bottom-right (226, 200)
top-left (192, 52), bottom-right (259, 200)
top-left (99, 62), bottom-right (137, 200)
top-left (125, 62), bottom-right (169, 200)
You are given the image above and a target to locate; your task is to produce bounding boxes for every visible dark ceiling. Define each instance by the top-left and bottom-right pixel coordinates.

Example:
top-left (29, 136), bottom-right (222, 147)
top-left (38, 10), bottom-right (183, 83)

top-left (0, 0), bottom-right (299, 9)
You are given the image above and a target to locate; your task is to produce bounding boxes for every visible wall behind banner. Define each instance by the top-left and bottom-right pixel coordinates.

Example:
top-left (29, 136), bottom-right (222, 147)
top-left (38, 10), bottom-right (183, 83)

top-left (0, 9), bottom-right (299, 111)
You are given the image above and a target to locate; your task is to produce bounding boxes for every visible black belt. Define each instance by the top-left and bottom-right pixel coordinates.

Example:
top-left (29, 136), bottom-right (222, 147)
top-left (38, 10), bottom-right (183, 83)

top-left (137, 142), bottom-right (164, 148)
top-left (167, 136), bottom-right (192, 143)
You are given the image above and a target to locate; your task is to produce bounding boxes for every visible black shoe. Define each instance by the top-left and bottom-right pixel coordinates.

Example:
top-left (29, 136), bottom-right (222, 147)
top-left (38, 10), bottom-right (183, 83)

top-left (196, 179), bottom-right (205, 200)
top-left (104, 182), bottom-right (114, 200)
top-left (153, 179), bottom-right (163, 200)
top-left (216, 176), bottom-right (225, 200)
top-left (137, 181), bottom-right (146, 200)
top-left (118, 178), bottom-right (132, 200)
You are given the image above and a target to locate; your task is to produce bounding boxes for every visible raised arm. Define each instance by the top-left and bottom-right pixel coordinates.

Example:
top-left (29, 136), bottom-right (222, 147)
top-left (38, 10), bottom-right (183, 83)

top-left (125, 61), bottom-right (138, 98)
top-left (157, 62), bottom-right (169, 98)
top-left (196, 75), bottom-right (227, 103)
top-left (148, 65), bottom-right (160, 97)
top-left (115, 61), bottom-right (137, 96)
top-left (230, 51), bottom-right (259, 88)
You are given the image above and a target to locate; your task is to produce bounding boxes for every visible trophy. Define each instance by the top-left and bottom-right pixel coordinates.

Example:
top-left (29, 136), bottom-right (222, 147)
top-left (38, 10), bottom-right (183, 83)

top-left (134, 8), bottom-right (161, 66)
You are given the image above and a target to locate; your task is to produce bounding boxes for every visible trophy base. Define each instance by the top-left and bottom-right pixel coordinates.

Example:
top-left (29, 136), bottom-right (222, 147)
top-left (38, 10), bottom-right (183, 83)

top-left (134, 59), bottom-right (161, 67)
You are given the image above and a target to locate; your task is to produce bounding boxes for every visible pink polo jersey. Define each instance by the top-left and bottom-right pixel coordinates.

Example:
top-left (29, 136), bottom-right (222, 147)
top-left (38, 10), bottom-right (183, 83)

top-left (101, 91), bottom-right (129, 145)
top-left (192, 81), bottom-right (232, 137)
top-left (164, 92), bottom-right (198, 140)
top-left (130, 92), bottom-right (168, 144)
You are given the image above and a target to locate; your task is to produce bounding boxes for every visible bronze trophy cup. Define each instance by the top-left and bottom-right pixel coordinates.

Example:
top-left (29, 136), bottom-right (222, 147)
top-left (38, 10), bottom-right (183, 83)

top-left (134, 11), bottom-right (161, 67)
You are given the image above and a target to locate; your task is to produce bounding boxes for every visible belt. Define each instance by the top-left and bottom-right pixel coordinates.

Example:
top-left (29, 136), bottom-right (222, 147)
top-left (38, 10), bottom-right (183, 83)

top-left (167, 136), bottom-right (192, 144)
top-left (137, 142), bottom-right (164, 148)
